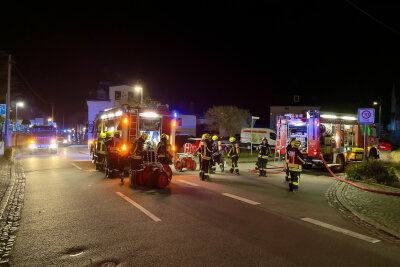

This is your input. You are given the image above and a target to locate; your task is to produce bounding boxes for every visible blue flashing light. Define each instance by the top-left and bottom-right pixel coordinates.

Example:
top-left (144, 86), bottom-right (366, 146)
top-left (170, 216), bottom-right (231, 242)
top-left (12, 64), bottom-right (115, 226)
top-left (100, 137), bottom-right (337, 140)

top-left (173, 112), bottom-right (177, 118)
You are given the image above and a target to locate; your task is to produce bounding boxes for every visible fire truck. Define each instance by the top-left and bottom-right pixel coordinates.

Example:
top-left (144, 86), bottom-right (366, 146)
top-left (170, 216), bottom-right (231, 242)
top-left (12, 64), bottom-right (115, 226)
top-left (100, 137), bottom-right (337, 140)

top-left (89, 104), bottom-right (175, 186)
top-left (275, 110), bottom-right (379, 172)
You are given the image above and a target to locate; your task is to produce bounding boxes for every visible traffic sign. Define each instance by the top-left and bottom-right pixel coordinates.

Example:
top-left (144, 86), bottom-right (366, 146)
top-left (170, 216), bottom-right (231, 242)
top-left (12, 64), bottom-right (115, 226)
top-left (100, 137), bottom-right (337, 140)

top-left (358, 108), bottom-right (375, 124)
top-left (0, 104), bottom-right (5, 116)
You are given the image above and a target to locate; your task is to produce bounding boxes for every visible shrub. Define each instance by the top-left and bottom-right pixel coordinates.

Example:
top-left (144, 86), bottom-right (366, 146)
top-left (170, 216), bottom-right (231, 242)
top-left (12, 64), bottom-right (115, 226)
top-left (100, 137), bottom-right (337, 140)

top-left (345, 159), bottom-right (399, 186)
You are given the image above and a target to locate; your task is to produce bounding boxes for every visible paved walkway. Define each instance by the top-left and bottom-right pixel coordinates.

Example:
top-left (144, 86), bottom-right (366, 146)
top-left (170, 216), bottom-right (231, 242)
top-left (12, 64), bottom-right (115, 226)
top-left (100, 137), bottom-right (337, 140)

top-left (336, 180), bottom-right (400, 238)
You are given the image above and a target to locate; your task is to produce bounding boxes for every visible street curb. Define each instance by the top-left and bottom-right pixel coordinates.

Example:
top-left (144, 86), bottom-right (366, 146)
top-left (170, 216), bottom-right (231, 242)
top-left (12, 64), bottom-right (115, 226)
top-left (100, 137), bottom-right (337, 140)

top-left (0, 162), bottom-right (15, 221)
top-left (335, 181), bottom-right (400, 240)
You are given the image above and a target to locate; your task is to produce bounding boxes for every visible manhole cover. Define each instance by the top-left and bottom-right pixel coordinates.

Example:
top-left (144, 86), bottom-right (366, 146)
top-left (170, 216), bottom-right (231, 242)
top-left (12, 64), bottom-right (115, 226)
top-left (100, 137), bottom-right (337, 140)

top-left (101, 262), bottom-right (117, 267)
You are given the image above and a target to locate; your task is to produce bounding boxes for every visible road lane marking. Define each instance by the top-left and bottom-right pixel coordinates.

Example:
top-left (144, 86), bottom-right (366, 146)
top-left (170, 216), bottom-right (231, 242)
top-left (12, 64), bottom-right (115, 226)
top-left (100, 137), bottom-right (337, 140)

top-left (301, 217), bottom-right (380, 243)
top-left (175, 180), bottom-right (199, 187)
top-left (71, 163), bottom-right (82, 170)
top-left (222, 193), bottom-right (260, 205)
top-left (70, 252), bottom-right (84, 257)
top-left (116, 192), bottom-right (161, 222)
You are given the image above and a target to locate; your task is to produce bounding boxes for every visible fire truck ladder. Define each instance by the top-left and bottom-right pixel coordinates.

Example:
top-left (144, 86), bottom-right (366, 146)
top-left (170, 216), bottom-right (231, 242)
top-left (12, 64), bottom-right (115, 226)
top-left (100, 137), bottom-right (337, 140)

top-left (129, 112), bottom-right (139, 141)
top-left (274, 115), bottom-right (285, 162)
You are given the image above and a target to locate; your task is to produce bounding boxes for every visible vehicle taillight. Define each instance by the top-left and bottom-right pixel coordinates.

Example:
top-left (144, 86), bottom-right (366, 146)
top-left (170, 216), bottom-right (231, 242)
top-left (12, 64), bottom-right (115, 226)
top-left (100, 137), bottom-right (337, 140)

top-left (30, 140), bottom-right (35, 144)
top-left (122, 144), bottom-right (127, 151)
top-left (313, 149), bottom-right (318, 156)
top-left (123, 117), bottom-right (128, 124)
top-left (171, 145), bottom-right (177, 152)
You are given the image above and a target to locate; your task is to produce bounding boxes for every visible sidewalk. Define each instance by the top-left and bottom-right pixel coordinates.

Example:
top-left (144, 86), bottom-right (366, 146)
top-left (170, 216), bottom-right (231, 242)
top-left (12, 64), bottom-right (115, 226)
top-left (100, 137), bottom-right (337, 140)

top-left (335, 180), bottom-right (400, 238)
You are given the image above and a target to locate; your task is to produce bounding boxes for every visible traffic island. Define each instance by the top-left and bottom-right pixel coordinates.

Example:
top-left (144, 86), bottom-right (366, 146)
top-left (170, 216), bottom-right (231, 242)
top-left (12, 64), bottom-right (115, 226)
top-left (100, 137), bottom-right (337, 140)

top-left (333, 179), bottom-right (400, 240)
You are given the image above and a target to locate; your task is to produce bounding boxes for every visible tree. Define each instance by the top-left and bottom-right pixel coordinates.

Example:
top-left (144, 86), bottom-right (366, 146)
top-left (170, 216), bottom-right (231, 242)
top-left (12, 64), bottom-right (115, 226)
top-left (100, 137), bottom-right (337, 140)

top-left (204, 105), bottom-right (250, 137)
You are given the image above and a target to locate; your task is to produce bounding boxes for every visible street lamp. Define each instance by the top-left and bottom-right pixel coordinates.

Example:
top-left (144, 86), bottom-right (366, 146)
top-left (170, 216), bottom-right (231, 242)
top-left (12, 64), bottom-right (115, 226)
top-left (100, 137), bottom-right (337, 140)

top-left (134, 80), bottom-right (143, 106)
top-left (15, 102), bottom-right (24, 147)
top-left (48, 118), bottom-right (52, 124)
top-left (373, 101), bottom-right (382, 136)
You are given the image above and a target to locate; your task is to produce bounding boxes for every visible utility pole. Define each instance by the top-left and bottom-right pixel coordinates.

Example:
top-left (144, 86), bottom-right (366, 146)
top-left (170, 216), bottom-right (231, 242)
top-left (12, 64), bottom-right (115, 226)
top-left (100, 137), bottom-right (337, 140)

top-left (5, 55), bottom-right (11, 147)
top-left (51, 103), bottom-right (54, 123)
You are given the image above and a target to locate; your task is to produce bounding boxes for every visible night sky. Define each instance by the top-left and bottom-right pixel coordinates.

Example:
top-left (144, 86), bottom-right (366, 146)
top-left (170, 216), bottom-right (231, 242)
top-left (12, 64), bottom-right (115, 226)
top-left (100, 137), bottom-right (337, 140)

top-left (1, 2), bottom-right (400, 127)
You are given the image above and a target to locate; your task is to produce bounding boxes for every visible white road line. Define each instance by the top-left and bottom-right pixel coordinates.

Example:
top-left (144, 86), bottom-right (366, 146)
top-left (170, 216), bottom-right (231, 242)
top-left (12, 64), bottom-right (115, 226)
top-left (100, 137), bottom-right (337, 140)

top-left (222, 193), bottom-right (260, 205)
top-left (116, 192), bottom-right (161, 222)
top-left (71, 163), bottom-right (82, 170)
top-left (175, 180), bottom-right (199, 187)
top-left (301, 217), bottom-right (380, 243)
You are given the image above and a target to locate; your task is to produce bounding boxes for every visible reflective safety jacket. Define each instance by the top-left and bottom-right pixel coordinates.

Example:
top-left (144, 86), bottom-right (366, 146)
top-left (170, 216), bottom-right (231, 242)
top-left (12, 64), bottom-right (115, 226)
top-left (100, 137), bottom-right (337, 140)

top-left (257, 143), bottom-right (271, 159)
top-left (287, 148), bottom-right (305, 172)
top-left (227, 142), bottom-right (240, 158)
top-left (96, 137), bottom-right (106, 155)
top-left (212, 141), bottom-right (222, 156)
top-left (199, 140), bottom-right (213, 160)
top-left (129, 138), bottom-right (145, 160)
top-left (156, 140), bottom-right (171, 159)
top-left (107, 136), bottom-right (122, 155)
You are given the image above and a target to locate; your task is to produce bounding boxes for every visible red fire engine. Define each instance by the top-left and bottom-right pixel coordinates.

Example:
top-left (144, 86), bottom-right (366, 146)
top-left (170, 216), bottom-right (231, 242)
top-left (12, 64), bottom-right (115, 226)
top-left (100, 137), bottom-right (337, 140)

top-left (89, 104), bottom-right (175, 187)
top-left (275, 110), bottom-right (379, 172)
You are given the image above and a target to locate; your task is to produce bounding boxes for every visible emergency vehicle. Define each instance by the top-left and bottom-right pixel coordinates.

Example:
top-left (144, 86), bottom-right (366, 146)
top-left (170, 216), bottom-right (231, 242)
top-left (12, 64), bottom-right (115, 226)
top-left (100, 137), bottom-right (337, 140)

top-left (89, 104), bottom-right (174, 174)
top-left (28, 125), bottom-right (58, 154)
top-left (275, 110), bottom-right (379, 172)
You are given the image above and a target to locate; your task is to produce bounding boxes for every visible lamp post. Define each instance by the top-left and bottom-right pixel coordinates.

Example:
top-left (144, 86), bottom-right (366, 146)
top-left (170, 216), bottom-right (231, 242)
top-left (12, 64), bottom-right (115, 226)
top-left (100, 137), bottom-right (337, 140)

top-left (134, 80), bottom-right (143, 106)
top-left (373, 101), bottom-right (382, 136)
top-left (250, 116), bottom-right (260, 156)
top-left (15, 102), bottom-right (24, 147)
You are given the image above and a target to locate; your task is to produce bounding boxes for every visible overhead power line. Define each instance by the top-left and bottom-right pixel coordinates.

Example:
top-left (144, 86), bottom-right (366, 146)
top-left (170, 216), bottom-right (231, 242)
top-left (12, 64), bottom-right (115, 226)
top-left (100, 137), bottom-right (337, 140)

top-left (345, 0), bottom-right (400, 35)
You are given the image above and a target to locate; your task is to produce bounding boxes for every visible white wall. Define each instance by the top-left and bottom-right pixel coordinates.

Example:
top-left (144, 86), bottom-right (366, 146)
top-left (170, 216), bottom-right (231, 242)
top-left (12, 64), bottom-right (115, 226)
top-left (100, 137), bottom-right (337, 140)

top-left (176, 115), bottom-right (196, 136)
top-left (109, 85), bottom-right (137, 106)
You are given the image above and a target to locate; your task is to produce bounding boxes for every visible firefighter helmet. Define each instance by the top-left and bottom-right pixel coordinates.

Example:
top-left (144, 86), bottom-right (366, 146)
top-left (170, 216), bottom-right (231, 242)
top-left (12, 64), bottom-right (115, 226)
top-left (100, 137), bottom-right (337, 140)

top-left (100, 133), bottom-right (106, 139)
top-left (229, 137), bottom-right (236, 143)
top-left (291, 140), bottom-right (301, 149)
top-left (203, 133), bottom-right (210, 140)
top-left (160, 133), bottom-right (168, 140)
top-left (212, 135), bottom-right (218, 141)
top-left (106, 131), bottom-right (113, 138)
top-left (261, 137), bottom-right (268, 143)
top-left (140, 133), bottom-right (148, 141)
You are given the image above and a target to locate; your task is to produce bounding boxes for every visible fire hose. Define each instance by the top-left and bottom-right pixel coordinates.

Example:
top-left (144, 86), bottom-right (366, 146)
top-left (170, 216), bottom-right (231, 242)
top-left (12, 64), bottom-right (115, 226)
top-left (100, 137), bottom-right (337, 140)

top-left (319, 154), bottom-right (400, 197)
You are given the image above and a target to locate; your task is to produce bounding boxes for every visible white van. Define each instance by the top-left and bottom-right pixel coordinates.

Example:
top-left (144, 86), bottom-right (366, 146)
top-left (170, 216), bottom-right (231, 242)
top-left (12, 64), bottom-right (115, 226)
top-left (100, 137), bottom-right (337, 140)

top-left (240, 128), bottom-right (276, 148)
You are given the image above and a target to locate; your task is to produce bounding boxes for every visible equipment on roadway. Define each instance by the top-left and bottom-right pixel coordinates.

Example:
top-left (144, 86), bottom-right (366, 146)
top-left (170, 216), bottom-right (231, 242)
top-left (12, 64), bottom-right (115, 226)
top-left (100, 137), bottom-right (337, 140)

top-left (173, 142), bottom-right (197, 172)
top-left (275, 110), bottom-right (380, 172)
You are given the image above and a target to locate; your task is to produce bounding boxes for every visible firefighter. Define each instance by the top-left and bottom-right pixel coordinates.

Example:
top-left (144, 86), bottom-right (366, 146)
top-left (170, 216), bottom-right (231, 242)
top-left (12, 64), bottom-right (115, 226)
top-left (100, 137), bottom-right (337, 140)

top-left (211, 135), bottom-right (224, 173)
top-left (199, 133), bottom-right (213, 181)
top-left (257, 137), bottom-right (271, 177)
top-left (156, 134), bottom-right (172, 165)
top-left (285, 138), bottom-right (295, 182)
top-left (95, 132), bottom-right (107, 170)
top-left (287, 140), bottom-right (305, 192)
top-left (129, 133), bottom-right (147, 171)
top-left (198, 134), bottom-right (206, 178)
top-left (227, 137), bottom-right (240, 175)
top-left (104, 131), bottom-right (122, 178)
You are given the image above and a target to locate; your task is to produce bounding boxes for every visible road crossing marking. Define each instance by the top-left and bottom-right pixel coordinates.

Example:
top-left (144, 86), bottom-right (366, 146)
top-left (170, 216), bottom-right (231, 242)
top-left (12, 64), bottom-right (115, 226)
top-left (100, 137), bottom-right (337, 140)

top-left (301, 217), bottom-right (380, 243)
top-left (175, 180), bottom-right (199, 187)
top-left (71, 163), bottom-right (82, 170)
top-left (116, 192), bottom-right (161, 222)
top-left (221, 193), bottom-right (260, 205)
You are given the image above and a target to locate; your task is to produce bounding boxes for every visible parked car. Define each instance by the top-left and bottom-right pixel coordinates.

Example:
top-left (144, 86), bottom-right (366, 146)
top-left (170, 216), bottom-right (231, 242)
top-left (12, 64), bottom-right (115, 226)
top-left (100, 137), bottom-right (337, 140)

top-left (379, 138), bottom-right (392, 151)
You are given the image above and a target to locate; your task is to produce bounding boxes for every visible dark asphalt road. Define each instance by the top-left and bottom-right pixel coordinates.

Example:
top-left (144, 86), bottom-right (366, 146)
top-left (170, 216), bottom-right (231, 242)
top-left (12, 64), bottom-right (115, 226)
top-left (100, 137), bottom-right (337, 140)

top-left (9, 146), bottom-right (400, 266)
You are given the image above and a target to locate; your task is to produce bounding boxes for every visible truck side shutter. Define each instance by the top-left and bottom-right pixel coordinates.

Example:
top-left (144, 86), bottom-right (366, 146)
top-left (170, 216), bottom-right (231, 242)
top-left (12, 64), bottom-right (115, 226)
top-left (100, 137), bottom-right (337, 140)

top-left (307, 110), bottom-right (320, 157)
